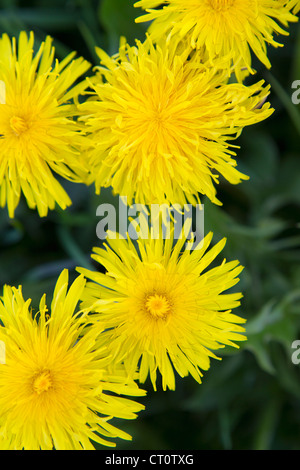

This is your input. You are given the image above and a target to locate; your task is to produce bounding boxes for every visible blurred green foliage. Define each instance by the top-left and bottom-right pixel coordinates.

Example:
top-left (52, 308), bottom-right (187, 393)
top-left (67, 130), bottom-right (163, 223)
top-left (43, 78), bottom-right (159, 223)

top-left (0, 0), bottom-right (300, 450)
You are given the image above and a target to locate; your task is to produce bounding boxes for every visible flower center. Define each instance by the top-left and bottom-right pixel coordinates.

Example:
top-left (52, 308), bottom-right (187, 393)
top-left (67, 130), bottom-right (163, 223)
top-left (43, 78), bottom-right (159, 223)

top-left (33, 370), bottom-right (52, 395)
top-left (145, 294), bottom-right (171, 319)
top-left (10, 116), bottom-right (28, 136)
top-left (208, 0), bottom-right (235, 10)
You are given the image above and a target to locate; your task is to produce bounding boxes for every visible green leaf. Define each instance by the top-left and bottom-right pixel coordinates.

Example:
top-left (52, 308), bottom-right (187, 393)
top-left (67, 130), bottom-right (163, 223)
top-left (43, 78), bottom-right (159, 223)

top-left (99, 0), bottom-right (147, 54)
top-left (0, 8), bottom-right (80, 31)
top-left (266, 72), bottom-right (300, 136)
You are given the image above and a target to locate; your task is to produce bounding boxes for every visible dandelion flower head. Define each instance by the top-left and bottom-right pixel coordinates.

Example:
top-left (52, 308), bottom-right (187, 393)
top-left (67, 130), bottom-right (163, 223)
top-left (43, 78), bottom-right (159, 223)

top-left (0, 31), bottom-right (91, 218)
top-left (79, 36), bottom-right (273, 207)
top-left (0, 270), bottom-right (145, 450)
top-left (78, 225), bottom-right (247, 391)
top-left (135, 0), bottom-right (299, 81)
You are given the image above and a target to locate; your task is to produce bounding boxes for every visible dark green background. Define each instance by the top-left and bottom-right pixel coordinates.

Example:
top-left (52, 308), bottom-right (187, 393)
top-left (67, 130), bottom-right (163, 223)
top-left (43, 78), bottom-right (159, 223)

top-left (0, 0), bottom-right (300, 450)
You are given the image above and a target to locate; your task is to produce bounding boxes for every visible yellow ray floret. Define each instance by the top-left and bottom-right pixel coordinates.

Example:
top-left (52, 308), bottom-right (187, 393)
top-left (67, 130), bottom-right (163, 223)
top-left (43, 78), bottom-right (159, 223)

top-left (0, 31), bottom-right (91, 218)
top-left (78, 36), bottom-right (273, 207)
top-left (77, 226), bottom-right (247, 392)
top-left (288, 0), bottom-right (300, 13)
top-left (135, 0), bottom-right (299, 81)
top-left (0, 270), bottom-right (145, 450)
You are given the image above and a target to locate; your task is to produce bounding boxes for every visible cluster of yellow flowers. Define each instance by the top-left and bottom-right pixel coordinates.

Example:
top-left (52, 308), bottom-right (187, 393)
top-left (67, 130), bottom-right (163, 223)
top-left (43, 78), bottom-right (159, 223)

top-left (0, 0), bottom-right (299, 450)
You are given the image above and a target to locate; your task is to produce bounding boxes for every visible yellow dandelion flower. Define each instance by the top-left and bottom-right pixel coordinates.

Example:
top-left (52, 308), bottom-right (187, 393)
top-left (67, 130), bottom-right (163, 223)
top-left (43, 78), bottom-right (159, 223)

top-left (0, 31), bottom-right (91, 218)
top-left (135, 0), bottom-right (299, 80)
top-left (78, 37), bottom-right (273, 207)
top-left (0, 270), bottom-right (145, 450)
top-left (77, 226), bottom-right (247, 392)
